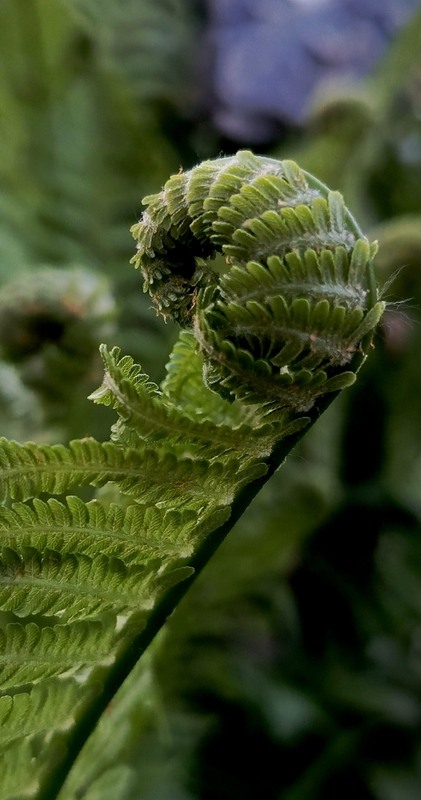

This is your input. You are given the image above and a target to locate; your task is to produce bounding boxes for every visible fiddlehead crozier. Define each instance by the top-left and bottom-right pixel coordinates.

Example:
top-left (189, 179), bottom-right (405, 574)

top-left (131, 150), bottom-right (384, 412)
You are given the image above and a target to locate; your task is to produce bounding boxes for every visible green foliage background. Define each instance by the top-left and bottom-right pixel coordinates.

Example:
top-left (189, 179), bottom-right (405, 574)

top-left (0, 2), bottom-right (421, 798)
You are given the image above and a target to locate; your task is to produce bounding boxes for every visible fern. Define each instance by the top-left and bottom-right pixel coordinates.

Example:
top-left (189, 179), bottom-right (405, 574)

top-left (0, 152), bottom-right (384, 799)
top-left (131, 150), bottom-right (383, 412)
top-left (0, 621), bottom-right (115, 688)
top-left (65, 0), bottom-right (199, 107)
top-left (0, 0), bottom-right (183, 276)
top-left (0, 497), bottom-right (200, 562)
top-left (90, 343), bottom-right (276, 453)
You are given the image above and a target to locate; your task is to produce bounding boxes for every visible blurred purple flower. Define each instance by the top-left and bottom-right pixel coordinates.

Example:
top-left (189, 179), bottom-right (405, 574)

top-left (203, 0), bottom-right (421, 142)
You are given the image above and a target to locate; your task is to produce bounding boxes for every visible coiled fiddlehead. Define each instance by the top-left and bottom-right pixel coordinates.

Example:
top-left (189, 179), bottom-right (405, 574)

top-left (131, 150), bottom-right (384, 413)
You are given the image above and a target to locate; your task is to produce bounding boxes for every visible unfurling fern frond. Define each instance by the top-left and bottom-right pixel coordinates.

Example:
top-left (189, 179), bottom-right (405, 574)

top-left (89, 343), bottom-right (277, 454)
top-left (131, 150), bottom-right (384, 413)
top-left (0, 152), bottom-right (384, 800)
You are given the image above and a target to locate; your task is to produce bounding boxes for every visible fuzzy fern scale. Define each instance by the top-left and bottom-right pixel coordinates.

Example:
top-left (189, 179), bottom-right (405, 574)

top-left (0, 151), bottom-right (384, 800)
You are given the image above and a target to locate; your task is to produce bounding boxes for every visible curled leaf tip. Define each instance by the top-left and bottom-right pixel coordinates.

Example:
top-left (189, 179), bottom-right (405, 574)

top-left (132, 150), bottom-right (384, 412)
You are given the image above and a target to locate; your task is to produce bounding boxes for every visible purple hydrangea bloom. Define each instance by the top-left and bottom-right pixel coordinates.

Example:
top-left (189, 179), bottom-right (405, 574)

top-left (203, 0), bottom-right (421, 142)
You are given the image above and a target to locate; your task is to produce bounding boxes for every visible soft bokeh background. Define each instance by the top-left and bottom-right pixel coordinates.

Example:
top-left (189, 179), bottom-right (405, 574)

top-left (1, 1), bottom-right (421, 798)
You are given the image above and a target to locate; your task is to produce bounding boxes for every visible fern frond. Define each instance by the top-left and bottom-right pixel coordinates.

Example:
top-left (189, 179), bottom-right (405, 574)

top-left (0, 546), bottom-right (158, 621)
top-left (0, 678), bottom-right (100, 798)
top-left (0, 496), bottom-right (227, 564)
top-left (0, 738), bottom-right (37, 797)
top-left (0, 620), bottom-right (115, 691)
top-left (0, 439), bottom-right (266, 510)
top-left (161, 330), bottom-right (248, 427)
top-left (0, 678), bottom-right (83, 748)
top-left (65, 0), bottom-right (198, 106)
top-left (0, 437), bottom-right (135, 503)
top-left (132, 150), bottom-right (384, 413)
top-left (90, 345), bottom-right (277, 454)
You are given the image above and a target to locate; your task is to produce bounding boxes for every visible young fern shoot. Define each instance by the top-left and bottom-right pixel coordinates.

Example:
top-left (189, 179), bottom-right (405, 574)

top-left (0, 151), bottom-right (384, 800)
top-left (131, 149), bottom-right (383, 415)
